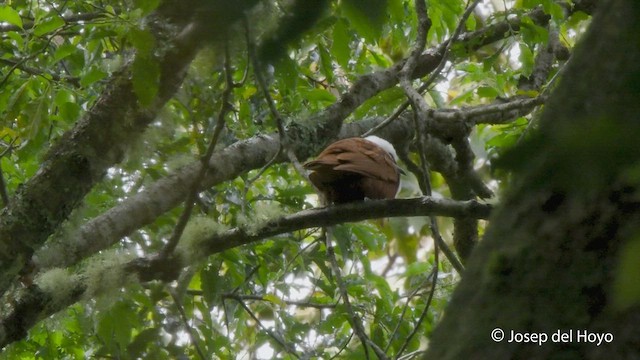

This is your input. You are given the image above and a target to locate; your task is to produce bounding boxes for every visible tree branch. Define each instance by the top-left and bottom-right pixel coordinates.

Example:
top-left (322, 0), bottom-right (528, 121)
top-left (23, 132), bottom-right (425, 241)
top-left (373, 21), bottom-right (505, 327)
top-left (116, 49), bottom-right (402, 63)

top-left (17, 7), bottom-right (552, 289)
top-left (0, 12), bottom-right (112, 33)
top-left (0, 196), bottom-right (491, 348)
top-left (32, 95), bottom-right (533, 273)
top-left (219, 293), bottom-right (337, 309)
top-left (198, 197), bottom-right (490, 254)
top-left (0, 5), bottom-right (566, 345)
top-left (0, 2), bottom-right (261, 296)
top-left (328, 227), bottom-right (387, 359)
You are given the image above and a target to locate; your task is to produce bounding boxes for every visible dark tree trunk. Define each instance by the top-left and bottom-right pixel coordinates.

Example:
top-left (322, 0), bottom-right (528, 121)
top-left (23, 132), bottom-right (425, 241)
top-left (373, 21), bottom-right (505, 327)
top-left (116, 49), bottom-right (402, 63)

top-left (425, 0), bottom-right (640, 358)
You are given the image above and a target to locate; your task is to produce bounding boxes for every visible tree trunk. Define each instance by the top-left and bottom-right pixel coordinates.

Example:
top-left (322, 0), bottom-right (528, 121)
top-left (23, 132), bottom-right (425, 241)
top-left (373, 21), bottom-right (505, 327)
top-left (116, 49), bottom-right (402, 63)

top-left (425, 0), bottom-right (640, 358)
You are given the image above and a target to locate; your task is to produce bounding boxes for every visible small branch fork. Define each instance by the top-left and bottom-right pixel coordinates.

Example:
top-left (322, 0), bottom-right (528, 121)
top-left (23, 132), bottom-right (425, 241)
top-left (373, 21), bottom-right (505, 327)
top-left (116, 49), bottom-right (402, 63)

top-left (231, 297), bottom-right (301, 358)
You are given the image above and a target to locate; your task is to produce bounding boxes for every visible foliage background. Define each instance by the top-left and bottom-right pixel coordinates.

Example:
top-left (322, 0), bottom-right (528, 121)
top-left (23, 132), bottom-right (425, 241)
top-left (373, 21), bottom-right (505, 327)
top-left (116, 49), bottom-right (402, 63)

top-left (0, 0), bottom-right (594, 359)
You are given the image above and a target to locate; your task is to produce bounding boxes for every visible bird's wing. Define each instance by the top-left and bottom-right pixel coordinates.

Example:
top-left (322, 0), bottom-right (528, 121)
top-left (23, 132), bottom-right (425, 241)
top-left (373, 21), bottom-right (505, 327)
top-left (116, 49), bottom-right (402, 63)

top-left (304, 138), bottom-right (398, 182)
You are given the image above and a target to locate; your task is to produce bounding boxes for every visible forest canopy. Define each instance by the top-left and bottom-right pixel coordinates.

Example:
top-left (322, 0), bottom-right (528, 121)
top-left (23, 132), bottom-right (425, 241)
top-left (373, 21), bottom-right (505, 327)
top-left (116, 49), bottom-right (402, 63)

top-left (0, 0), bottom-right (614, 359)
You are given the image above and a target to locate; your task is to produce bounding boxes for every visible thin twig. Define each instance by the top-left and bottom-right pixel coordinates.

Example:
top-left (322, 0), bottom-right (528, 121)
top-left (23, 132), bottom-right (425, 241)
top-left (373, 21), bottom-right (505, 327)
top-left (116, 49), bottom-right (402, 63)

top-left (362, 99), bottom-right (412, 137)
top-left (244, 16), bottom-right (308, 180)
top-left (324, 229), bottom-right (390, 360)
top-left (232, 296), bottom-right (301, 358)
top-left (220, 293), bottom-right (337, 309)
top-left (365, 0), bottom-right (484, 138)
top-left (422, 0), bottom-right (484, 91)
top-left (384, 277), bottom-right (423, 353)
top-left (222, 264), bottom-right (260, 338)
top-left (395, 235), bottom-right (439, 359)
top-left (397, 150), bottom-right (465, 275)
top-left (380, 252), bottom-right (398, 278)
top-left (0, 11), bottom-right (112, 32)
top-left (329, 332), bottom-right (355, 360)
top-left (169, 288), bottom-right (208, 360)
top-left (231, 265), bottom-right (261, 295)
top-left (393, 2), bottom-right (445, 357)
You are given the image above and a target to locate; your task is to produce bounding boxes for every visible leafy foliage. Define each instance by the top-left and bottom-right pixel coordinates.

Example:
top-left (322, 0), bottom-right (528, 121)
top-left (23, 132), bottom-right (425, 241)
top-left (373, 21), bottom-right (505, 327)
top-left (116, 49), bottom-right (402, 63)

top-left (0, 0), bottom-right (593, 359)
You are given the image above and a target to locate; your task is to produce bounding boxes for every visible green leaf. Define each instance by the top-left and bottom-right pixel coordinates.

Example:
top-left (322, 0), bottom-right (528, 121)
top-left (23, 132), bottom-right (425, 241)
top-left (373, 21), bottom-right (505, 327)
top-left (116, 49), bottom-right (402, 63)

top-left (133, 0), bottom-right (161, 15)
top-left (466, 12), bottom-right (477, 30)
top-left (33, 15), bottom-right (65, 36)
top-left (522, 0), bottom-right (543, 9)
top-left (519, 44), bottom-right (534, 77)
top-left (340, 0), bottom-right (387, 42)
top-left (404, 262), bottom-right (430, 277)
top-left (128, 27), bottom-right (156, 56)
top-left (80, 66), bottom-right (107, 87)
top-left (274, 55), bottom-right (298, 93)
top-left (332, 19), bottom-right (351, 68)
top-left (200, 265), bottom-right (222, 306)
top-left (132, 55), bottom-right (160, 106)
top-left (54, 43), bottom-right (77, 62)
top-left (0, 5), bottom-right (23, 29)
top-left (5, 29), bottom-right (24, 48)
top-left (613, 235), bottom-right (640, 311)
top-left (6, 80), bottom-right (31, 122)
top-left (520, 16), bottom-right (549, 44)
top-left (263, 294), bottom-right (284, 306)
top-left (240, 85), bottom-right (257, 100)
top-left (299, 88), bottom-right (336, 104)
top-left (0, 127), bottom-right (19, 140)
top-left (333, 225), bottom-right (353, 258)
top-left (318, 43), bottom-right (334, 83)
top-left (388, 0), bottom-right (404, 23)
top-left (54, 88), bottom-right (80, 123)
top-left (546, 2), bottom-right (565, 20)
top-left (368, 273), bottom-right (393, 304)
top-left (428, 88), bottom-right (446, 108)
top-left (97, 301), bottom-right (138, 352)
top-left (368, 49), bottom-right (391, 67)
top-left (127, 328), bottom-right (160, 358)
top-left (429, 7), bottom-right (444, 40)
top-left (54, 88), bottom-right (75, 105)
top-left (477, 86), bottom-right (498, 99)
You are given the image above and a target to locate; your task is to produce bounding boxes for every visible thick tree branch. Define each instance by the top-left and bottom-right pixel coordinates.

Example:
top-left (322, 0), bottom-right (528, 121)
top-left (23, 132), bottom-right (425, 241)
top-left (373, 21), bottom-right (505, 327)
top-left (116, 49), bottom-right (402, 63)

top-left (0, 2), bottom-right (261, 296)
top-left (17, 8), bottom-right (551, 289)
top-left (0, 196), bottom-right (490, 348)
top-left (32, 95), bottom-right (537, 272)
top-left (0, 0), bottom-right (599, 354)
top-left (199, 197), bottom-right (490, 252)
top-left (0, 4), bottom-right (565, 345)
top-left (290, 6), bottom-right (554, 149)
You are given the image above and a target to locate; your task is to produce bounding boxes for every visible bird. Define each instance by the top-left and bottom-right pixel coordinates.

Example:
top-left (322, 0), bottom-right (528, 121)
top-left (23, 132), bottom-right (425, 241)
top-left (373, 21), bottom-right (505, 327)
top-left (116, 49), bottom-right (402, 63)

top-left (303, 136), bottom-right (403, 204)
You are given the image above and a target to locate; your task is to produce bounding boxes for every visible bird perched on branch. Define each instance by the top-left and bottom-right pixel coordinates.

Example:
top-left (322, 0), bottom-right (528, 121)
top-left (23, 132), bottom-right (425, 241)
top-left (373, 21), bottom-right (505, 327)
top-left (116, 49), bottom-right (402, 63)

top-left (304, 136), bottom-right (403, 204)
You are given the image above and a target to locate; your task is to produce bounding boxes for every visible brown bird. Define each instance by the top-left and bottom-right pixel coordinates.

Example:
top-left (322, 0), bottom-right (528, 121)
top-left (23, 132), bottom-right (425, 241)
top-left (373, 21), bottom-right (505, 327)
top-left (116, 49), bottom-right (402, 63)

top-left (304, 136), bottom-right (403, 204)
